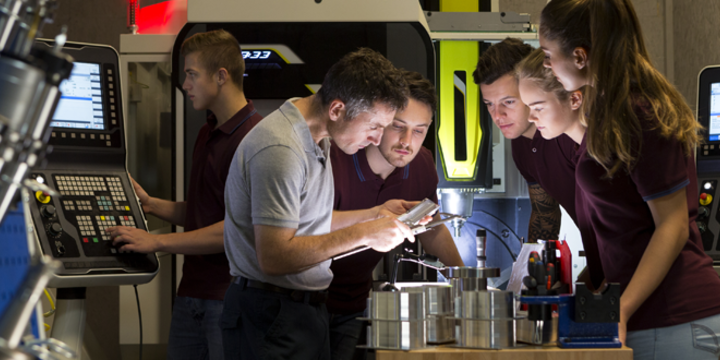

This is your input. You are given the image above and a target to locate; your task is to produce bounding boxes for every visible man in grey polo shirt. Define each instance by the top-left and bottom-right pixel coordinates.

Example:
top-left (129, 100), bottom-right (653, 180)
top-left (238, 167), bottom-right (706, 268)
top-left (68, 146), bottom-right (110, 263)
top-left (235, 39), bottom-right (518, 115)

top-left (221, 48), bottom-right (418, 359)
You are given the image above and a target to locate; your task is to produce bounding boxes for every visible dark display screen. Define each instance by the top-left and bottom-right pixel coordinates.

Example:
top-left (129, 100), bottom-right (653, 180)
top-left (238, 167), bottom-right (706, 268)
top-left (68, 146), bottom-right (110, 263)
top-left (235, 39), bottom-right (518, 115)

top-left (50, 62), bottom-right (105, 130)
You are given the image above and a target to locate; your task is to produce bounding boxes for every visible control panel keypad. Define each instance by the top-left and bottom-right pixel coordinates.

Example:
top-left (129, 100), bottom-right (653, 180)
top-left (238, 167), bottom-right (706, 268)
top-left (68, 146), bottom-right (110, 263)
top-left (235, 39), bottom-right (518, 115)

top-left (76, 200), bottom-right (92, 211)
top-left (107, 177), bottom-right (127, 202)
top-left (50, 173), bottom-right (142, 257)
top-left (56, 176), bottom-right (107, 196)
top-left (120, 216), bottom-right (136, 227)
top-left (96, 215), bottom-right (117, 241)
top-left (96, 196), bottom-right (113, 211)
top-left (63, 200), bottom-right (76, 211)
top-left (77, 215), bottom-right (96, 237)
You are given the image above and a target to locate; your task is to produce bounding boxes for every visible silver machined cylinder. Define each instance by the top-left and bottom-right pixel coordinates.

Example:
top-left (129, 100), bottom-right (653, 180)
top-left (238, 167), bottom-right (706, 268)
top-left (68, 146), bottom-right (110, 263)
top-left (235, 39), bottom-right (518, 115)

top-left (366, 289), bottom-right (428, 350)
top-left (459, 290), bottom-right (515, 320)
top-left (427, 314), bottom-right (455, 344)
top-left (368, 319), bottom-right (426, 350)
top-left (456, 318), bottom-right (516, 349)
top-left (424, 284), bottom-right (452, 315)
top-left (423, 284), bottom-right (454, 344)
top-left (370, 290), bottom-right (425, 321)
top-left (453, 290), bottom-right (519, 349)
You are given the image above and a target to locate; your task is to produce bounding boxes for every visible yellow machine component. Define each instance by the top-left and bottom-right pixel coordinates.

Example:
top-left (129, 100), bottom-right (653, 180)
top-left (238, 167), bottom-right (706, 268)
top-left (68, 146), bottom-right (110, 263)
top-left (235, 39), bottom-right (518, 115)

top-left (436, 40), bottom-right (483, 181)
top-left (35, 190), bottom-right (51, 204)
top-left (700, 193), bottom-right (713, 206)
top-left (440, 0), bottom-right (478, 12)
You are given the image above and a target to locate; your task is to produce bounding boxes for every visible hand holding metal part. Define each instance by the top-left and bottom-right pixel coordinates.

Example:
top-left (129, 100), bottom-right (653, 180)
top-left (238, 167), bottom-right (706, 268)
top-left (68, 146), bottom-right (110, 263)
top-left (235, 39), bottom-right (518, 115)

top-left (332, 199), bottom-right (461, 260)
top-left (381, 248), bottom-right (447, 292)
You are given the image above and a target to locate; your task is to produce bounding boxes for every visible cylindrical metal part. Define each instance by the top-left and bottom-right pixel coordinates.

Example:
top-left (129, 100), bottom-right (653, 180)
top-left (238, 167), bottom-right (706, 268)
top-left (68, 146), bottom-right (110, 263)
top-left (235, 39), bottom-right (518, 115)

top-left (127, 0), bottom-right (139, 34)
top-left (0, 0), bottom-right (27, 52)
top-left (423, 284), bottom-right (455, 344)
top-left (456, 318), bottom-right (516, 349)
top-left (459, 290), bottom-right (515, 320)
top-left (0, 56), bottom-right (46, 131)
top-left (476, 228), bottom-right (487, 267)
top-left (368, 319), bottom-right (426, 350)
top-left (370, 290), bottom-right (425, 321)
top-left (424, 284), bottom-right (452, 315)
top-left (426, 314), bottom-right (455, 344)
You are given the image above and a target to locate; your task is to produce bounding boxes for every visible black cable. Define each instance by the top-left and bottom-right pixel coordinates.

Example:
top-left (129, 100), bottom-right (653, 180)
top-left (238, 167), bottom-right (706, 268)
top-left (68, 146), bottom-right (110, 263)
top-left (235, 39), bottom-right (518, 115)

top-left (466, 221), bottom-right (518, 261)
top-left (134, 284), bottom-right (142, 360)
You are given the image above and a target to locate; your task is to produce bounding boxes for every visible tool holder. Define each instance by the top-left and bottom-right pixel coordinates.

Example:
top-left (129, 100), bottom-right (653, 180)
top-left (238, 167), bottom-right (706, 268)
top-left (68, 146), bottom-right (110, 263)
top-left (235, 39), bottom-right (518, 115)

top-left (519, 283), bottom-right (622, 349)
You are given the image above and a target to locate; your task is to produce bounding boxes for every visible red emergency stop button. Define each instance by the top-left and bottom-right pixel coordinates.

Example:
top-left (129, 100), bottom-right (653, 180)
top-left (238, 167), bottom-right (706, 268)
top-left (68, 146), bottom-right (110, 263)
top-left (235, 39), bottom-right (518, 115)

top-left (700, 193), bottom-right (713, 206)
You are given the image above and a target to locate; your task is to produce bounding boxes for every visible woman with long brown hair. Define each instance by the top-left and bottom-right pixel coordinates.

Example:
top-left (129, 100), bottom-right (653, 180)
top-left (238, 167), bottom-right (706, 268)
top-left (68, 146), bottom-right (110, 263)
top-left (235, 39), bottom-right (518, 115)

top-left (540, 0), bottom-right (720, 358)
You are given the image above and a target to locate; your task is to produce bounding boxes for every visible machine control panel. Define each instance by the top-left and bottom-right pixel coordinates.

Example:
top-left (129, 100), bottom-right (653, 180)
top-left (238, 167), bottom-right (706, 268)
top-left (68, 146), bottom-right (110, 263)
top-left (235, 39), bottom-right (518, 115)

top-left (29, 171), bottom-right (157, 280)
top-left (696, 179), bottom-right (719, 254)
top-left (28, 40), bottom-right (158, 287)
top-left (695, 65), bottom-right (720, 261)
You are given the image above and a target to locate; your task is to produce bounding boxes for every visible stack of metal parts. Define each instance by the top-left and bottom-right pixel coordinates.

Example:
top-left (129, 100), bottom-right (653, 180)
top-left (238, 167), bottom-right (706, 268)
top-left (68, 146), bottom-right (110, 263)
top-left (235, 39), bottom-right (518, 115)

top-left (443, 266), bottom-right (500, 300)
top-left (453, 290), bottom-right (520, 349)
top-left (363, 288), bottom-right (428, 350)
top-left (423, 284), bottom-right (454, 344)
top-left (0, 0), bottom-right (72, 226)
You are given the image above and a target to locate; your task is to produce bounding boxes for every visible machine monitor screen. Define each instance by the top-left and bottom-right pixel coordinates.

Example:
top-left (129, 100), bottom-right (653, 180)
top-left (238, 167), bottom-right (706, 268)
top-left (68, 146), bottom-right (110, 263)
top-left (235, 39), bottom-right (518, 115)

top-left (709, 82), bottom-right (720, 141)
top-left (50, 62), bottom-right (105, 130)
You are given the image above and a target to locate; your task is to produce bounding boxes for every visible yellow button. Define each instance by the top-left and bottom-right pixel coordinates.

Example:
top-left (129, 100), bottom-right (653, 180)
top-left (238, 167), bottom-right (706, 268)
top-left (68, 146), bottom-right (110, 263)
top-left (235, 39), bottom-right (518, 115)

top-left (125, 206), bottom-right (130, 211)
top-left (101, 216), bottom-right (105, 221)
top-left (35, 191), bottom-right (51, 204)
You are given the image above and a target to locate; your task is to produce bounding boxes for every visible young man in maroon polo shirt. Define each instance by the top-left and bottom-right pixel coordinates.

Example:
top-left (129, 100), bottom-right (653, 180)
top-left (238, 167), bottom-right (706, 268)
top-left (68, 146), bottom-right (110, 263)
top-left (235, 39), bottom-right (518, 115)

top-left (327, 71), bottom-right (464, 359)
top-left (473, 38), bottom-right (578, 243)
top-left (107, 29), bottom-right (263, 360)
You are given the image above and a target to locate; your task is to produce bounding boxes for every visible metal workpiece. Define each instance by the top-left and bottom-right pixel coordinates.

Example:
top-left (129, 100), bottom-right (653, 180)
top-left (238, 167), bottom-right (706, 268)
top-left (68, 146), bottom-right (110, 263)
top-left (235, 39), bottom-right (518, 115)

top-left (368, 290), bottom-right (426, 321)
top-left (427, 314), bottom-right (455, 344)
top-left (451, 290), bottom-right (521, 349)
top-left (366, 319), bottom-right (427, 350)
top-left (425, 284), bottom-right (453, 315)
top-left (456, 290), bottom-right (516, 320)
top-left (444, 266), bottom-right (501, 300)
top-left (424, 11), bottom-right (532, 33)
top-left (423, 285), bottom-right (455, 345)
top-left (455, 318), bottom-right (517, 349)
top-left (442, 266), bottom-right (500, 279)
top-left (516, 313), bottom-right (558, 346)
top-left (451, 278), bottom-right (488, 300)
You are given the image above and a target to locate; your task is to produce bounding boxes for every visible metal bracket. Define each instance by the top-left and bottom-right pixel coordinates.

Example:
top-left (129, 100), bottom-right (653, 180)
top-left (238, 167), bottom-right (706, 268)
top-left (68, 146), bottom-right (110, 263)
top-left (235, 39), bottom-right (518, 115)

top-left (425, 11), bottom-right (532, 33)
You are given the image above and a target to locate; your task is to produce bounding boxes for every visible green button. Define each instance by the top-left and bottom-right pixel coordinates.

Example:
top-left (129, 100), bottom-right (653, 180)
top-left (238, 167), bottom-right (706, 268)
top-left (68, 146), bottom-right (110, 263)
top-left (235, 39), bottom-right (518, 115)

top-left (93, 238), bottom-right (98, 243)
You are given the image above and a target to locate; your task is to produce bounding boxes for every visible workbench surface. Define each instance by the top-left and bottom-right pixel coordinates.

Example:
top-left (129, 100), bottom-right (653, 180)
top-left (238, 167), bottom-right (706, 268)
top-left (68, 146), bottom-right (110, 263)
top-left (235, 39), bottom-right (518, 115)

top-left (376, 345), bottom-right (632, 359)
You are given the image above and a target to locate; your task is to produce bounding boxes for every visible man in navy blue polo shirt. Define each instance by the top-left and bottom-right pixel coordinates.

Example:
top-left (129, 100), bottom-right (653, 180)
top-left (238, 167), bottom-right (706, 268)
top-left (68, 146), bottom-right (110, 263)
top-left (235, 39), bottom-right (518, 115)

top-left (107, 29), bottom-right (263, 360)
top-left (328, 71), bottom-right (464, 359)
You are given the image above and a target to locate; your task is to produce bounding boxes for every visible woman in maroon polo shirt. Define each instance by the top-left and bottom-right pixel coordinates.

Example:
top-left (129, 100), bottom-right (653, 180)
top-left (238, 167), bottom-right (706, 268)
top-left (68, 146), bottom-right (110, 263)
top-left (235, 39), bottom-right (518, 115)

top-left (539, 0), bottom-right (720, 358)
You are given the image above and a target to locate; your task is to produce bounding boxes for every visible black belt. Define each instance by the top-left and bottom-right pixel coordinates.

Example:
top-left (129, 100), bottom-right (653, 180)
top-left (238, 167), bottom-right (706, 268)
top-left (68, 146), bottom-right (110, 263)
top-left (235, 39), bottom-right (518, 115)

top-left (232, 276), bottom-right (328, 305)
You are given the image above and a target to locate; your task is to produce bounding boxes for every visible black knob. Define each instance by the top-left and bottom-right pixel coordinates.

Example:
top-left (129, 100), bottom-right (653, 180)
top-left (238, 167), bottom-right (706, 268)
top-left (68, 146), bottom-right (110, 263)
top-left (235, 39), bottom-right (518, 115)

top-left (698, 222), bottom-right (707, 234)
top-left (41, 205), bottom-right (56, 218)
top-left (699, 206), bottom-right (710, 219)
top-left (48, 222), bottom-right (63, 236)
